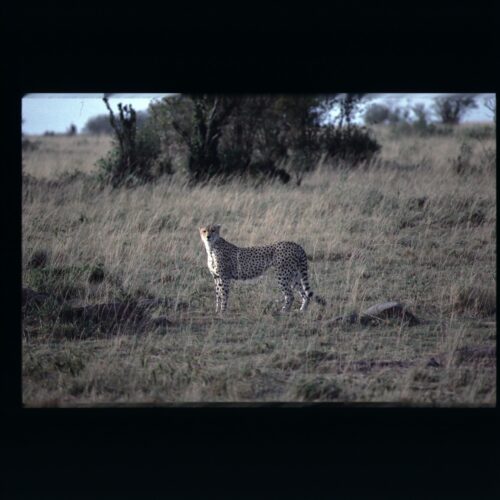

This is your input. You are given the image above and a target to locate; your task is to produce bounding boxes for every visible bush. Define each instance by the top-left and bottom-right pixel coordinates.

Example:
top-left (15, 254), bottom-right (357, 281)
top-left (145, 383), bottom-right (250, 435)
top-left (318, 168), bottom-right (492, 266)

top-left (152, 94), bottom-right (371, 186)
top-left (433, 95), bottom-right (477, 125)
top-left (98, 127), bottom-right (170, 188)
top-left (97, 99), bottom-right (171, 188)
top-left (451, 285), bottom-right (496, 317)
top-left (390, 103), bottom-right (454, 137)
top-left (247, 159), bottom-right (290, 185)
top-left (321, 125), bottom-right (381, 164)
top-left (483, 96), bottom-right (496, 123)
top-left (363, 103), bottom-right (390, 125)
top-left (22, 138), bottom-right (39, 152)
top-left (215, 149), bottom-right (290, 186)
top-left (66, 124), bottom-right (77, 136)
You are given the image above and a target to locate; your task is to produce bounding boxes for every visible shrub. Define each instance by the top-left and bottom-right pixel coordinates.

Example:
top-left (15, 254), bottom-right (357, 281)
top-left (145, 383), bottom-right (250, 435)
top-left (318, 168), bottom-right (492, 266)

top-left (363, 103), bottom-right (390, 125)
top-left (321, 125), bottom-right (381, 164)
top-left (483, 96), bottom-right (496, 123)
top-left (22, 138), bottom-right (39, 152)
top-left (411, 103), bottom-right (431, 134)
top-left (97, 98), bottom-right (170, 188)
top-left (152, 94), bottom-right (370, 185)
top-left (66, 124), bottom-right (77, 136)
top-left (433, 94), bottom-right (477, 125)
top-left (451, 285), bottom-right (496, 317)
top-left (247, 159), bottom-right (290, 185)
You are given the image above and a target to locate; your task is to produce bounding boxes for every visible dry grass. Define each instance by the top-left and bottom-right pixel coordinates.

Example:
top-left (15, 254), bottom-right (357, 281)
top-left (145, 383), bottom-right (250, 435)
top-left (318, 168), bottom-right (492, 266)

top-left (22, 129), bottom-right (496, 406)
top-left (23, 134), bottom-right (112, 177)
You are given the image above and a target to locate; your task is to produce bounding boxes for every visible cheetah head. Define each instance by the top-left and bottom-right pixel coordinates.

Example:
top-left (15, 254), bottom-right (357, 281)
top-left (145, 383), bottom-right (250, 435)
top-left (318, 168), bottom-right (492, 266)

top-left (199, 224), bottom-right (221, 243)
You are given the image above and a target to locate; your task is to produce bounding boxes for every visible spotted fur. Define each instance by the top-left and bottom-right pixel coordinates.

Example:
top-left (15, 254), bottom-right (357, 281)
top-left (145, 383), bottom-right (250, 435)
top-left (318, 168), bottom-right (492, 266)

top-left (199, 224), bottom-right (326, 313)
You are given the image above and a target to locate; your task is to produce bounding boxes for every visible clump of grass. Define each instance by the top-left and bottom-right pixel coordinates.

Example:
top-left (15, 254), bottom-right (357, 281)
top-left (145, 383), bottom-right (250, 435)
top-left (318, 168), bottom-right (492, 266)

top-left (27, 249), bottom-right (49, 269)
top-left (450, 285), bottom-right (496, 317)
top-left (457, 124), bottom-right (495, 141)
top-left (88, 263), bottom-right (105, 284)
top-left (288, 375), bottom-right (343, 401)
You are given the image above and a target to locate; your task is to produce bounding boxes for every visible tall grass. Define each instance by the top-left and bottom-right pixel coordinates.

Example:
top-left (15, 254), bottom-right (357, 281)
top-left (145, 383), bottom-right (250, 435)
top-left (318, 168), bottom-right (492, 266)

top-left (23, 134), bottom-right (112, 177)
top-left (22, 129), bottom-right (496, 405)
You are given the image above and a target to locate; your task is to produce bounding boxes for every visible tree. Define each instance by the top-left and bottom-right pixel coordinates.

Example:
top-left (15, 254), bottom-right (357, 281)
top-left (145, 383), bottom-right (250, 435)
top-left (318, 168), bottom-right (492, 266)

top-left (364, 103), bottom-right (390, 125)
top-left (66, 123), bottom-right (77, 136)
top-left (156, 94), bottom-right (337, 184)
top-left (83, 111), bottom-right (149, 134)
top-left (97, 98), bottom-right (166, 187)
top-left (164, 95), bottom-right (239, 182)
top-left (336, 93), bottom-right (365, 128)
top-left (411, 103), bottom-right (430, 129)
top-left (148, 93), bottom-right (377, 185)
top-left (83, 114), bottom-right (114, 134)
top-left (484, 95), bottom-right (496, 123)
top-left (432, 94), bottom-right (477, 125)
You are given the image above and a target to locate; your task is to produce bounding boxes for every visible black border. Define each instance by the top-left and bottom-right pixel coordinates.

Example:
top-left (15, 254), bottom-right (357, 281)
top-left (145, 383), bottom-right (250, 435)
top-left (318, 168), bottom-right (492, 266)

top-left (2, 2), bottom-right (498, 497)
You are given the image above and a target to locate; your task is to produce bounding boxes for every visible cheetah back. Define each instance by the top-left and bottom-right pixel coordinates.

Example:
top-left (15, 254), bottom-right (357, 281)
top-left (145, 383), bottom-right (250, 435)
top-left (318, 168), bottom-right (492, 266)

top-left (211, 239), bottom-right (308, 281)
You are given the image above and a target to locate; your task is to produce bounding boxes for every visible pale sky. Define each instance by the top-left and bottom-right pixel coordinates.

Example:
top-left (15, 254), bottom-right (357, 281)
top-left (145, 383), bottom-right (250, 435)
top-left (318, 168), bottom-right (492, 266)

top-left (22, 93), bottom-right (173, 135)
top-left (22, 93), bottom-right (495, 135)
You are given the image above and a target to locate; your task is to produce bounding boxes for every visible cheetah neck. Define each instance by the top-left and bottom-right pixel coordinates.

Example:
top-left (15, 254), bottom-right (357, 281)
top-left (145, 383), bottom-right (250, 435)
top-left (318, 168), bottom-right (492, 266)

top-left (203, 236), bottom-right (226, 256)
top-left (202, 238), bottom-right (212, 256)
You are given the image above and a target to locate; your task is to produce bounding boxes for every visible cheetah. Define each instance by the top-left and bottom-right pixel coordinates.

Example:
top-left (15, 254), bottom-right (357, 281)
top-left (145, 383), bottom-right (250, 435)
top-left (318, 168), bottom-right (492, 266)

top-left (199, 224), bottom-right (326, 313)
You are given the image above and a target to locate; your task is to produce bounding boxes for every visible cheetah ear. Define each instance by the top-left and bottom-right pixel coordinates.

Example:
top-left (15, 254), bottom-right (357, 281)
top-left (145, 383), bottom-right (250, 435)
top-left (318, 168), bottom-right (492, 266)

top-left (213, 224), bottom-right (221, 233)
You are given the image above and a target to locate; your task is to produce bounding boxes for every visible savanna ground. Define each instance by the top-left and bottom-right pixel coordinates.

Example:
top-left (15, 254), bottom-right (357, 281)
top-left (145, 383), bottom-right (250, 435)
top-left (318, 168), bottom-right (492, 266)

top-left (22, 126), bottom-right (496, 405)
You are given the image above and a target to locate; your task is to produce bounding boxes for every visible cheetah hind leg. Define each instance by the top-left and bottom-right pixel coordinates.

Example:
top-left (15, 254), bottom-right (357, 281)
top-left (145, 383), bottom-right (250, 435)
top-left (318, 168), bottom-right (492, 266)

top-left (295, 276), bottom-right (311, 312)
top-left (277, 278), bottom-right (294, 312)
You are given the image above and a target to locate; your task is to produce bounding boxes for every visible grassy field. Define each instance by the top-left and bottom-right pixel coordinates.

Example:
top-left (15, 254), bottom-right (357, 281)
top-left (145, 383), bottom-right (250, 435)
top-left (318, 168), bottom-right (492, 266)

top-left (22, 127), bottom-right (496, 405)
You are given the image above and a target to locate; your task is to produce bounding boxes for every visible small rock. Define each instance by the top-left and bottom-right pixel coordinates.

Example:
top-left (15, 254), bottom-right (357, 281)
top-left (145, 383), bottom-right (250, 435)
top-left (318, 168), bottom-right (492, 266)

top-left (360, 301), bottom-right (419, 326)
top-left (328, 312), bottom-right (359, 325)
top-left (427, 357), bottom-right (441, 368)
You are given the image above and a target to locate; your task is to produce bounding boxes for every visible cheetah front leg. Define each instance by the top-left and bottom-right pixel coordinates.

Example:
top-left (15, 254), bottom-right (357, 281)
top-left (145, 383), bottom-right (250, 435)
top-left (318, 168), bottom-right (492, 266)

top-left (213, 276), bottom-right (222, 313)
top-left (219, 278), bottom-right (231, 313)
